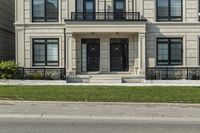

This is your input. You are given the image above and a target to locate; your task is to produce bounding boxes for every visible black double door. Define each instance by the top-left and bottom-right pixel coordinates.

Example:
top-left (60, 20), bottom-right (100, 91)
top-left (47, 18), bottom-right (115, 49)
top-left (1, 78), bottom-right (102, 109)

top-left (110, 39), bottom-right (129, 72)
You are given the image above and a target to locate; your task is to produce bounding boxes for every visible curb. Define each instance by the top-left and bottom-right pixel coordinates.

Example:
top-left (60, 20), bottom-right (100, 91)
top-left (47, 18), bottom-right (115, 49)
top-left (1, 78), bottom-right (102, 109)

top-left (0, 114), bottom-right (200, 122)
top-left (0, 100), bottom-right (200, 108)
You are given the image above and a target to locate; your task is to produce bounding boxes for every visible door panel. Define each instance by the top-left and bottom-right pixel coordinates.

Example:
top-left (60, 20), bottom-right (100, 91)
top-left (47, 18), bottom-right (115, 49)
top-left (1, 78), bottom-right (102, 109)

top-left (110, 39), bottom-right (129, 72)
top-left (110, 44), bottom-right (123, 71)
top-left (87, 43), bottom-right (100, 72)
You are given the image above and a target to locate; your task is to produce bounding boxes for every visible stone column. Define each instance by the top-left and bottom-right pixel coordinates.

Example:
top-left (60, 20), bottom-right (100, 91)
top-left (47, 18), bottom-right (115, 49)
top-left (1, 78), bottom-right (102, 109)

top-left (138, 32), bottom-right (146, 76)
top-left (65, 32), bottom-right (73, 76)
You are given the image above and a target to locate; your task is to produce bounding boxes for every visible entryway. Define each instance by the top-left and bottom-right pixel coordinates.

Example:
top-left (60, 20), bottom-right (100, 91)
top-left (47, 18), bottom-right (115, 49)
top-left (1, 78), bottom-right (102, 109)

top-left (81, 39), bottom-right (100, 72)
top-left (110, 38), bottom-right (129, 72)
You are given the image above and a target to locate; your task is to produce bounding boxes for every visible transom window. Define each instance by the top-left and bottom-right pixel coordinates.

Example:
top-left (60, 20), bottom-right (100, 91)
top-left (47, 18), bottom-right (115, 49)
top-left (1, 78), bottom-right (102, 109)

top-left (156, 0), bottom-right (182, 22)
top-left (157, 38), bottom-right (183, 66)
top-left (32, 0), bottom-right (58, 22)
top-left (33, 39), bottom-right (59, 66)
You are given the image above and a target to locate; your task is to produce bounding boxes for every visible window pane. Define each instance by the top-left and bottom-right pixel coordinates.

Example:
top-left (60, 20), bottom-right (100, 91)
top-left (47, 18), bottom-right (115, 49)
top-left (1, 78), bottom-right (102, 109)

top-left (33, 41), bottom-right (45, 66)
top-left (47, 40), bottom-right (58, 66)
top-left (157, 0), bottom-right (169, 17)
top-left (76, 0), bottom-right (83, 12)
top-left (33, 0), bottom-right (45, 21)
top-left (158, 43), bottom-right (169, 61)
top-left (85, 0), bottom-right (94, 12)
top-left (46, 0), bottom-right (58, 21)
top-left (171, 0), bottom-right (182, 17)
top-left (47, 44), bottom-right (58, 61)
top-left (115, 0), bottom-right (125, 12)
top-left (170, 39), bottom-right (182, 64)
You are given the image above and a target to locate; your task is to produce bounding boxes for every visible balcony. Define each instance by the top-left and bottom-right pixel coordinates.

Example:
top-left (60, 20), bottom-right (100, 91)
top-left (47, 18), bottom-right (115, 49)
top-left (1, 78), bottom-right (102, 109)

top-left (65, 12), bottom-right (147, 33)
top-left (67, 12), bottom-right (146, 21)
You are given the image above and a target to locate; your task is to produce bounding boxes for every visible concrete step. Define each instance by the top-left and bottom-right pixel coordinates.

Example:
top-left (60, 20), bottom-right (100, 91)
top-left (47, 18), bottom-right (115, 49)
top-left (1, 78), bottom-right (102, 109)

top-left (67, 74), bottom-right (145, 83)
top-left (90, 75), bottom-right (122, 83)
top-left (66, 75), bottom-right (90, 83)
top-left (122, 76), bottom-right (145, 83)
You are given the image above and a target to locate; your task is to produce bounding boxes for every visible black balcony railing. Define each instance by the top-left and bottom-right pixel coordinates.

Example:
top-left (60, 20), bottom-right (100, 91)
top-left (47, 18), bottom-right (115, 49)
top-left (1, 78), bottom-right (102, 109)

top-left (13, 67), bottom-right (66, 80)
top-left (70, 12), bottom-right (145, 21)
top-left (146, 67), bottom-right (200, 80)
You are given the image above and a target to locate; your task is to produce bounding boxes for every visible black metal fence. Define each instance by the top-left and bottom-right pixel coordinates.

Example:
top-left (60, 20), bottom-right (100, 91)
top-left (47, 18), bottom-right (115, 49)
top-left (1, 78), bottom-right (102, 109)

top-left (14, 68), bottom-right (66, 80)
top-left (70, 12), bottom-right (143, 21)
top-left (146, 67), bottom-right (200, 80)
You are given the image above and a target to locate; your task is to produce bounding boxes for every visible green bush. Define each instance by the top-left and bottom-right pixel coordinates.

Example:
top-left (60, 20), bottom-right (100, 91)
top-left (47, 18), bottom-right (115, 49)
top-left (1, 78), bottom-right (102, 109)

top-left (0, 61), bottom-right (18, 79)
top-left (33, 71), bottom-right (43, 80)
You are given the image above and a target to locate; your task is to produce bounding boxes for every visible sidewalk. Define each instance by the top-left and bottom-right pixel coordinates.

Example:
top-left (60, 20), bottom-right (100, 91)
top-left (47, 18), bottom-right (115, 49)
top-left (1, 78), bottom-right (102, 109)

top-left (1, 80), bottom-right (200, 86)
top-left (0, 100), bottom-right (200, 121)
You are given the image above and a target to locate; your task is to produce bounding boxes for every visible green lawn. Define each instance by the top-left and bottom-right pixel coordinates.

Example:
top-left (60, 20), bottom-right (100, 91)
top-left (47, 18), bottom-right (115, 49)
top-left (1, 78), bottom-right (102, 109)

top-left (0, 86), bottom-right (200, 103)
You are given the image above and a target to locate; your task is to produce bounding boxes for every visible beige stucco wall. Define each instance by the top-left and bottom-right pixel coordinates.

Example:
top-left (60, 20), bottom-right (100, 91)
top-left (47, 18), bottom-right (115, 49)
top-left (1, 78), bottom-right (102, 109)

top-left (0, 0), bottom-right (15, 60)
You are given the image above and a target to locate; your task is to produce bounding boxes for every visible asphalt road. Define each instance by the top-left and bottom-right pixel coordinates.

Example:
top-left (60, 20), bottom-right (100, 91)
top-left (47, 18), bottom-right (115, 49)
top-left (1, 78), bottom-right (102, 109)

top-left (0, 118), bottom-right (200, 133)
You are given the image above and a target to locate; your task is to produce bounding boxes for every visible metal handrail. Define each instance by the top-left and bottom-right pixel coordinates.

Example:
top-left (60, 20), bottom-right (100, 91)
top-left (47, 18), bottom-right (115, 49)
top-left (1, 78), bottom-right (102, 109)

top-left (146, 67), bottom-right (200, 80)
top-left (70, 12), bottom-right (144, 21)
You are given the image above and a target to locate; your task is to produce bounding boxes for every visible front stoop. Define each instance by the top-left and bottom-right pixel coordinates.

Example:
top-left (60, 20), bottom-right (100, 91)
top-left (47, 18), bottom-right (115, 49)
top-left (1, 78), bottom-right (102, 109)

top-left (122, 75), bottom-right (145, 83)
top-left (66, 74), bottom-right (145, 83)
top-left (90, 75), bottom-right (122, 83)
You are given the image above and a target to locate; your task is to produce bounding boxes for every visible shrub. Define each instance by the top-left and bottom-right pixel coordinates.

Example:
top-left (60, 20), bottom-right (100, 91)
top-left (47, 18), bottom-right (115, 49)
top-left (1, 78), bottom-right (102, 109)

top-left (0, 61), bottom-right (18, 79)
top-left (33, 71), bottom-right (43, 80)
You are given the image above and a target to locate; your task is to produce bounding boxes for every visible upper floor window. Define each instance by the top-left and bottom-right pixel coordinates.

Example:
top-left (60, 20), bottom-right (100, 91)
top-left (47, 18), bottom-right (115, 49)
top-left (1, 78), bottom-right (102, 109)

top-left (75, 0), bottom-right (95, 20)
top-left (32, 0), bottom-right (58, 22)
top-left (157, 38), bottom-right (183, 66)
top-left (156, 0), bottom-right (182, 22)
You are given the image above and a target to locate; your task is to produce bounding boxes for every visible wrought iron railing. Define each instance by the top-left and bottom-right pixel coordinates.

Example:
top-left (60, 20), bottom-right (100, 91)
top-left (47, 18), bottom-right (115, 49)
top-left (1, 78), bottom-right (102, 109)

top-left (146, 67), bottom-right (200, 80)
top-left (14, 67), bottom-right (66, 80)
top-left (70, 12), bottom-right (145, 21)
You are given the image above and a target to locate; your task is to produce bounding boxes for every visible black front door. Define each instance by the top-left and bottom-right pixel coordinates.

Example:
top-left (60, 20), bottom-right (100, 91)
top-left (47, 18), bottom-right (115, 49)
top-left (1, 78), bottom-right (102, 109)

top-left (114, 0), bottom-right (125, 20)
top-left (82, 39), bottom-right (100, 72)
top-left (110, 39), bottom-right (128, 71)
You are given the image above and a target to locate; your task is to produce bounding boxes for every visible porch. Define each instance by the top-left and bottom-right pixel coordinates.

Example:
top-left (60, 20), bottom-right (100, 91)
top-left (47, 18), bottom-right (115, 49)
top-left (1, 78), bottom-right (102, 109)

top-left (65, 32), bottom-right (146, 83)
top-left (65, 11), bottom-right (147, 83)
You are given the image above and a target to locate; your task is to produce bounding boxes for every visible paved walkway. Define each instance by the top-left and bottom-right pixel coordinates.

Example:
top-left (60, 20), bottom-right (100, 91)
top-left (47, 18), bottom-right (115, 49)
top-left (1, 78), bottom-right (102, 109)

top-left (0, 101), bottom-right (200, 121)
top-left (1, 80), bottom-right (200, 86)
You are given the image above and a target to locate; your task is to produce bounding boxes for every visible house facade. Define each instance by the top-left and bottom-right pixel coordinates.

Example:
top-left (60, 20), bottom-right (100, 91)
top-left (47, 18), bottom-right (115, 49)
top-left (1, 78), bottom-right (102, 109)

top-left (15, 0), bottom-right (200, 82)
top-left (0, 0), bottom-right (15, 60)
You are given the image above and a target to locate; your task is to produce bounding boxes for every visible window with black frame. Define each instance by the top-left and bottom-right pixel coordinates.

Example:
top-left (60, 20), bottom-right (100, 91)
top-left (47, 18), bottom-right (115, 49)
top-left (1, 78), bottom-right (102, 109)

top-left (157, 0), bottom-right (182, 22)
top-left (33, 39), bottom-right (59, 66)
top-left (32, 0), bottom-right (58, 22)
top-left (157, 38), bottom-right (183, 65)
top-left (75, 0), bottom-right (95, 20)
top-left (199, 0), bottom-right (200, 21)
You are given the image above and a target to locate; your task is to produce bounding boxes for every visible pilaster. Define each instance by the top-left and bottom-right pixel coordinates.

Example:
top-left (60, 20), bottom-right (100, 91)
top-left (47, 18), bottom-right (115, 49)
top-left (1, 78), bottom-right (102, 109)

top-left (138, 32), bottom-right (146, 76)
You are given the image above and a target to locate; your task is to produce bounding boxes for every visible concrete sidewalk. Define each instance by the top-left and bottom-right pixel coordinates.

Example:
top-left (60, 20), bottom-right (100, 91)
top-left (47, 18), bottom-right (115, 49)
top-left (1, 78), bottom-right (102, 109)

top-left (0, 101), bottom-right (200, 121)
top-left (1, 80), bottom-right (200, 86)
